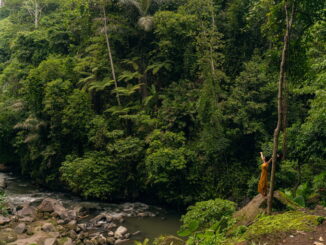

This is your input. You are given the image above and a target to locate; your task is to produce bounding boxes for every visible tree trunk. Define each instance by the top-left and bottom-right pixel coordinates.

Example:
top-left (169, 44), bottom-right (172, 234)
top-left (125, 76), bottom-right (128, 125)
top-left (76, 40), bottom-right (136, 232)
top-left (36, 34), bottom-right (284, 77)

top-left (102, 4), bottom-right (121, 106)
top-left (34, 1), bottom-right (39, 29)
top-left (267, 1), bottom-right (295, 215)
top-left (282, 72), bottom-right (288, 160)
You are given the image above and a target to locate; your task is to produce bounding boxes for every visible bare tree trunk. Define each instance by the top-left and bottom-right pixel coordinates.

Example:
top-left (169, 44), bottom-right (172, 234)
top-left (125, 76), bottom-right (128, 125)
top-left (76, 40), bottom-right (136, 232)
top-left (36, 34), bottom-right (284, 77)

top-left (102, 3), bottom-right (121, 106)
top-left (282, 73), bottom-right (288, 160)
top-left (267, 1), bottom-right (295, 215)
top-left (35, 0), bottom-right (39, 29)
top-left (25, 0), bottom-right (42, 29)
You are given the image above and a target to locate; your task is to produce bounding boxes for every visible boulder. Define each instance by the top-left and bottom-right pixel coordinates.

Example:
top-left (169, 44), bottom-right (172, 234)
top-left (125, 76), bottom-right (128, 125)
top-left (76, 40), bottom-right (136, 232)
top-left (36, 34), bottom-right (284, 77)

top-left (66, 220), bottom-right (77, 230)
top-left (233, 191), bottom-right (304, 226)
top-left (44, 238), bottom-right (58, 245)
top-left (90, 213), bottom-right (112, 224)
top-left (14, 223), bottom-right (26, 234)
top-left (114, 226), bottom-right (127, 239)
top-left (111, 214), bottom-right (124, 223)
top-left (17, 202), bottom-right (36, 218)
top-left (115, 239), bottom-right (129, 245)
top-left (97, 234), bottom-right (107, 245)
top-left (42, 223), bottom-right (56, 232)
top-left (8, 231), bottom-right (59, 245)
top-left (38, 198), bottom-right (62, 213)
top-left (233, 194), bottom-right (266, 226)
top-left (78, 223), bottom-right (87, 231)
top-left (54, 207), bottom-right (77, 222)
top-left (0, 215), bottom-right (11, 225)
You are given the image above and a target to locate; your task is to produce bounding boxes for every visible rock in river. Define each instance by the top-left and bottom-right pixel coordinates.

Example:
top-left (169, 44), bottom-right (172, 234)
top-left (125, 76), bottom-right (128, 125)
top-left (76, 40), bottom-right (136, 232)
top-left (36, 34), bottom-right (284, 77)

top-left (115, 226), bottom-right (128, 239)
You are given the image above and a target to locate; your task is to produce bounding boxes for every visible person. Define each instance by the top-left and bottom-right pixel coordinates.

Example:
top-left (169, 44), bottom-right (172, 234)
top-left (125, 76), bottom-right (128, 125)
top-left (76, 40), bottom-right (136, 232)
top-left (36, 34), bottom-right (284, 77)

top-left (258, 152), bottom-right (272, 197)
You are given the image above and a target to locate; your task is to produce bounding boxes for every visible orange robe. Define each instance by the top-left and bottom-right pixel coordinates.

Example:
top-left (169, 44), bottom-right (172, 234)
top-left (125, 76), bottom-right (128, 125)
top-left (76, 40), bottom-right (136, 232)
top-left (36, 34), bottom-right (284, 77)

top-left (258, 162), bottom-right (269, 196)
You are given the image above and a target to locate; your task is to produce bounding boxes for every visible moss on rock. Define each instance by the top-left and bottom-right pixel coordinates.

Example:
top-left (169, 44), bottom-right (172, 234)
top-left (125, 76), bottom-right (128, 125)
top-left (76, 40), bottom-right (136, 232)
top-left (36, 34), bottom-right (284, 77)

top-left (242, 211), bottom-right (321, 240)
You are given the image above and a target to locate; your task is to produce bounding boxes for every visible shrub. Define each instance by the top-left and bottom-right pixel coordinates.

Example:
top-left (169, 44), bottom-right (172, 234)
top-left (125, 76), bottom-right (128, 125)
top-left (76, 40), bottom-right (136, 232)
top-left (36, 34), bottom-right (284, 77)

top-left (180, 198), bottom-right (236, 232)
top-left (60, 151), bottom-right (122, 199)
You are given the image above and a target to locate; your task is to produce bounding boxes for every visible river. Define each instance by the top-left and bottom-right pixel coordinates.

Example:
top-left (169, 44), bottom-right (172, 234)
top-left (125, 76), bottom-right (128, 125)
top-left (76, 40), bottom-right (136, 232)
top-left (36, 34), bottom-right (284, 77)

top-left (2, 172), bottom-right (181, 244)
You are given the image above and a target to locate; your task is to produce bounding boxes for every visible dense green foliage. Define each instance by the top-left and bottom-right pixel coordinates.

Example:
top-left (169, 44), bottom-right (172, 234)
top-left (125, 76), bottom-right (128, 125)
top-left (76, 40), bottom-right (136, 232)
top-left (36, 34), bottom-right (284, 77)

top-left (0, 0), bottom-right (324, 208)
top-left (180, 199), bottom-right (236, 232)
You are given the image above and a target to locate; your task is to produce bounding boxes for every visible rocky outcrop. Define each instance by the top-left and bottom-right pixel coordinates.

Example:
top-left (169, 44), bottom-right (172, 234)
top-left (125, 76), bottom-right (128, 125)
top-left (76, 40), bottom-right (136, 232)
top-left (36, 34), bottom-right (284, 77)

top-left (38, 198), bottom-right (77, 222)
top-left (0, 198), bottom-right (149, 245)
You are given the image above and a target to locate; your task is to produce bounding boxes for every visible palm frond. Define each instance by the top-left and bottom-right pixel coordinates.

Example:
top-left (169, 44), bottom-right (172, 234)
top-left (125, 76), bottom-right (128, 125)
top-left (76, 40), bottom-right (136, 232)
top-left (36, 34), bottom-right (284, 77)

top-left (88, 78), bottom-right (115, 92)
top-left (118, 71), bottom-right (142, 82)
top-left (138, 16), bottom-right (154, 31)
top-left (112, 84), bottom-right (142, 97)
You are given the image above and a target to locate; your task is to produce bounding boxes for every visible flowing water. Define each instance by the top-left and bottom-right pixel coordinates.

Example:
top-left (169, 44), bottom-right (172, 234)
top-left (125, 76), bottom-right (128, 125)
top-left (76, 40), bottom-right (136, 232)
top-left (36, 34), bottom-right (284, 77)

top-left (1, 172), bottom-right (181, 244)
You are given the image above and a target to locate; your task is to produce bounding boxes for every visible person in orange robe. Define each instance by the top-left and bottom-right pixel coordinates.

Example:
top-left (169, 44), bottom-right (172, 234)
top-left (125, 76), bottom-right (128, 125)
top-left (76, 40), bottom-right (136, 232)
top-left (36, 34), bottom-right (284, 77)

top-left (258, 152), bottom-right (272, 196)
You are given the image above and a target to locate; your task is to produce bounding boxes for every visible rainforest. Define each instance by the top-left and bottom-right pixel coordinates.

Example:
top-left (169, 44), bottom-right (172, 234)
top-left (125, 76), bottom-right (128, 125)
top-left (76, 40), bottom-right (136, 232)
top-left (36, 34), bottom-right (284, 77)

top-left (0, 0), bottom-right (325, 244)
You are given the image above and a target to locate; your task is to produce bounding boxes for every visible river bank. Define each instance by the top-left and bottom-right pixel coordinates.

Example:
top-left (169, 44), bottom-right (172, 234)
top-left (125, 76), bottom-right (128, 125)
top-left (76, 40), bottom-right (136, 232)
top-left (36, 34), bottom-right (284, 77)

top-left (0, 172), bottom-right (182, 244)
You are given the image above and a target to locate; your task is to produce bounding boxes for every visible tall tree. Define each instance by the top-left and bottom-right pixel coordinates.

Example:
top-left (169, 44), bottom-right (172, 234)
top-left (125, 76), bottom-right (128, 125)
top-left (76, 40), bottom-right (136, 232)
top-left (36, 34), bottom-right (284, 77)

top-left (267, 0), bottom-right (295, 215)
top-left (24, 0), bottom-right (43, 28)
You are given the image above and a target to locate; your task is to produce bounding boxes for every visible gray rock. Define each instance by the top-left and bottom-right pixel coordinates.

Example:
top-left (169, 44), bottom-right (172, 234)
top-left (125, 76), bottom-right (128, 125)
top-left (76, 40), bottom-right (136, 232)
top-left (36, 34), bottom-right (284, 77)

top-left (44, 238), bottom-right (58, 245)
top-left (108, 231), bottom-right (114, 237)
top-left (19, 216), bottom-right (34, 222)
top-left (78, 223), bottom-right (87, 231)
top-left (14, 223), bottom-right (26, 234)
top-left (105, 223), bottom-right (117, 230)
top-left (111, 214), bottom-right (124, 223)
top-left (38, 198), bottom-right (62, 212)
top-left (0, 215), bottom-right (11, 225)
top-left (69, 230), bottom-right (77, 240)
top-left (17, 202), bottom-right (36, 218)
top-left (90, 213), bottom-right (112, 224)
top-left (42, 223), bottom-right (56, 232)
top-left (97, 234), bottom-right (107, 245)
top-left (67, 220), bottom-right (77, 230)
top-left (114, 226), bottom-right (127, 239)
top-left (115, 239), bottom-right (130, 245)
top-left (57, 219), bottom-right (65, 225)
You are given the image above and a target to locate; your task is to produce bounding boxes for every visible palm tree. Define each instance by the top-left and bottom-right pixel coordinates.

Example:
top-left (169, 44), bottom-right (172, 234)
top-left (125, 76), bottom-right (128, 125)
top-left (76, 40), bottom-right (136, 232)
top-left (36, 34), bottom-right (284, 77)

top-left (119, 0), bottom-right (162, 31)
